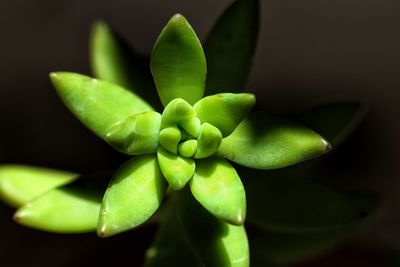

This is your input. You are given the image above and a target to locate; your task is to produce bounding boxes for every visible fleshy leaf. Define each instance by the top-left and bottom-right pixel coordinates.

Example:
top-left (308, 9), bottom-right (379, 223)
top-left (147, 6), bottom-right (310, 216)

top-left (190, 158), bottom-right (246, 225)
top-left (193, 93), bottom-right (255, 136)
top-left (178, 189), bottom-right (250, 267)
top-left (178, 140), bottom-right (198, 158)
top-left (0, 165), bottom-right (77, 208)
top-left (98, 156), bottom-right (167, 237)
top-left (204, 0), bottom-right (259, 94)
top-left (143, 201), bottom-right (203, 267)
top-left (160, 98), bottom-right (196, 129)
top-left (14, 172), bottom-right (109, 233)
top-left (159, 126), bottom-right (181, 154)
top-left (240, 167), bottom-right (376, 232)
top-left (105, 111), bottom-right (161, 155)
top-left (218, 112), bottom-right (331, 169)
top-left (50, 72), bottom-right (153, 139)
top-left (157, 148), bottom-right (195, 190)
top-left (194, 123), bottom-right (222, 159)
top-left (151, 14), bottom-right (207, 106)
top-left (299, 102), bottom-right (368, 148)
top-left (90, 21), bottom-right (161, 109)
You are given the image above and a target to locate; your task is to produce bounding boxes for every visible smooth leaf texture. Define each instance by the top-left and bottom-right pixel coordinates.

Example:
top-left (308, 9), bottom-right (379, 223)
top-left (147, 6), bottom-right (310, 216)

top-left (218, 112), bottom-right (331, 169)
top-left (0, 165), bottom-right (77, 208)
top-left (157, 148), bottom-right (195, 190)
top-left (98, 156), bottom-right (167, 237)
top-left (204, 0), bottom-right (259, 94)
top-left (193, 93), bottom-right (256, 137)
top-left (194, 123), bottom-right (222, 159)
top-left (240, 167), bottom-right (375, 232)
top-left (50, 72), bottom-right (153, 139)
top-left (151, 14), bottom-right (207, 106)
top-left (178, 189), bottom-right (249, 267)
top-left (90, 21), bottom-right (161, 110)
top-left (160, 98), bottom-right (196, 129)
top-left (143, 201), bottom-right (203, 267)
top-left (190, 158), bottom-right (246, 225)
top-left (105, 111), bottom-right (161, 155)
top-left (299, 102), bottom-right (368, 148)
top-left (14, 172), bottom-right (109, 233)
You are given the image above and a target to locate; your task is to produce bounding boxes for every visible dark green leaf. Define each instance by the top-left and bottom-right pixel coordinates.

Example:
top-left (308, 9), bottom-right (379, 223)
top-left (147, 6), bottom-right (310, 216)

top-left (204, 0), bottom-right (259, 94)
top-left (143, 202), bottom-right (203, 267)
top-left (218, 112), bottom-right (331, 169)
top-left (151, 14), bottom-right (206, 106)
top-left (241, 168), bottom-right (376, 232)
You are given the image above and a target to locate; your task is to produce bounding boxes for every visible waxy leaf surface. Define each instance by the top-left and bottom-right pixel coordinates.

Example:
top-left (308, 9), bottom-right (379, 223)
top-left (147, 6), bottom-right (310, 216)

top-left (151, 14), bottom-right (206, 106)
top-left (50, 72), bottom-right (153, 139)
top-left (218, 112), bottom-right (330, 169)
top-left (105, 111), bottom-right (161, 155)
top-left (178, 190), bottom-right (249, 267)
top-left (204, 0), bottom-right (259, 94)
top-left (157, 148), bottom-right (195, 190)
top-left (98, 156), bottom-right (167, 237)
top-left (14, 173), bottom-right (109, 233)
top-left (0, 165), bottom-right (77, 208)
top-left (193, 93), bottom-right (255, 137)
top-left (190, 158), bottom-right (246, 225)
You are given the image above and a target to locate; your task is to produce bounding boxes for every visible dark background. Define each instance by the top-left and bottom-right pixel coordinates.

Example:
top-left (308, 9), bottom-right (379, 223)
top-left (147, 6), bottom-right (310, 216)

top-left (0, 0), bottom-right (399, 266)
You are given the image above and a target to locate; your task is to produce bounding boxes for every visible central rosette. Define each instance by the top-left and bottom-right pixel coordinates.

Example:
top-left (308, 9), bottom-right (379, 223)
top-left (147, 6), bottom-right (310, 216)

top-left (159, 98), bottom-right (222, 159)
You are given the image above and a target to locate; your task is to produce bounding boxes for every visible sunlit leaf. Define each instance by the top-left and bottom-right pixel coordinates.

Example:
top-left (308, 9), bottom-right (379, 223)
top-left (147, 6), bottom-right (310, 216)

top-left (98, 156), bottom-right (167, 237)
top-left (151, 14), bottom-right (206, 106)
top-left (0, 165), bottom-right (77, 208)
top-left (157, 148), bottom-right (195, 190)
top-left (50, 72), bottom-right (153, 139)
top-left (14, 172), bottom-right (109, 233)
top-left (190, 158), bottom-right (246, 225)
top-left (218, 111), bottom-right (331, 169)
top-left (193, 93), bottom-right (255, 137)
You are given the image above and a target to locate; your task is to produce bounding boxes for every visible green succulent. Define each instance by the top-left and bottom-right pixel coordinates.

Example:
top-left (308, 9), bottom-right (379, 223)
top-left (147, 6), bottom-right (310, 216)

top-left (0, 0), bottom-right (376, 266)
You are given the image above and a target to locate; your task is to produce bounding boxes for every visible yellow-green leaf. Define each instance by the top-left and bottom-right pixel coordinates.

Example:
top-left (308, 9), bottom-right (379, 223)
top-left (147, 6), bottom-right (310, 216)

top-left (0, 165), bottom-right (77, 208)
top-left (14, 173), bottom-right (109, 233)
top-left (218, 112), bottom-right (331, 169)
top-left (190, 158), bottom-right (246, 225)
top-left (151, 14), bottom-right (206, 106)
top-left (193, 93), bottom-right (255, 137)
top-left (50, 72), bottom-right (153, 140)
top-left (98, 156), bottom-right (167, 237)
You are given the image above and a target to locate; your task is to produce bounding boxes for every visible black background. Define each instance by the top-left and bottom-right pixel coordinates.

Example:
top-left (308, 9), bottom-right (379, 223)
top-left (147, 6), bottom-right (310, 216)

top-left (0, 0), bottom-right (399, 266)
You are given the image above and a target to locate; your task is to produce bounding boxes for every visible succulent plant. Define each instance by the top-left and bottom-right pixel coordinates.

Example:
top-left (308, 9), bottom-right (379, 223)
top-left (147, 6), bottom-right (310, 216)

top-left (0, 0), bottom-right (376, 266)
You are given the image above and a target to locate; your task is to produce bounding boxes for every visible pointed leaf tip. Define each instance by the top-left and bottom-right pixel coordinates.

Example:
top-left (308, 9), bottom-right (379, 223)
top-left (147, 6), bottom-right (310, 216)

top-left (151, 14), bottom-right (206, 106)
